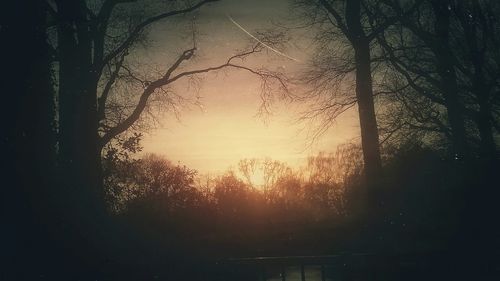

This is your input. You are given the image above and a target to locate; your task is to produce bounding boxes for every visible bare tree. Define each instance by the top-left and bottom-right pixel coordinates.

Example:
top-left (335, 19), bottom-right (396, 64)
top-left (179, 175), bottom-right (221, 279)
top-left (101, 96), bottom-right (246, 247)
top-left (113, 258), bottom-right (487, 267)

top-left (51, 0), bottom-right (222, 215)
top-left (375, 0), bottom-right (499, 160)
top-left (293, 0), bottom-right (422, 184)
top-left (452, 0), bottom-right (499, 160)
top-left (47, 0), bottom-right (290, 215)
top-left (8, 1), bottom-right (295, 262)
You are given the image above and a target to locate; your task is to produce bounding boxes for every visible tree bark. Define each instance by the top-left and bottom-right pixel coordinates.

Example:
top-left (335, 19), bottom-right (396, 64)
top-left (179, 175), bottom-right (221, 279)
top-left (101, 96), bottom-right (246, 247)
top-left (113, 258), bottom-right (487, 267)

top-left (463, 1), bottom-right (498, 161)
top-left (56, 1), bottom-right (109, 268)
top-left (57, 0), bottom-right (103, 201)
top-left (431, 0), bottom-right (470, 160)
top-left (469, 43), bottom-right (497, 160)
top-left (2, 0), bottom-right (57, 277)
top-left (345, 0), bottom-right (383, 183)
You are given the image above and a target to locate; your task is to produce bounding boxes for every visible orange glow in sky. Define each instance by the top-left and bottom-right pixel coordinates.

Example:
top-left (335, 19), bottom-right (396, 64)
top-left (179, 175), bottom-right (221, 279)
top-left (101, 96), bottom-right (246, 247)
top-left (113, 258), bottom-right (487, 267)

top-left (141, 70), bottom-right (359, 174)
top-left (139, 0), bottom-right (360, 174)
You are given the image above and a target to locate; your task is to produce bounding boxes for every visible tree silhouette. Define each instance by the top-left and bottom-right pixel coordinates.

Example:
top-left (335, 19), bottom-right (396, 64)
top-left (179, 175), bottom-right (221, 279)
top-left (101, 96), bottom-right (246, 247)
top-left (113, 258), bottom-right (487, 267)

top-left (3, 1), bottom-right (290, 274)
top-left (2, 1), bottom-right (58, 277)
top-left (375, 0), bottom-right (499, 162)
top-left (294, 0), bottom-right (423, 185)
top-left (41, 0), bottom-right (290, 220)
top-left (445, 0), bottom-right (499, 161)
top-left (375, 0), bottom-right (470, 160)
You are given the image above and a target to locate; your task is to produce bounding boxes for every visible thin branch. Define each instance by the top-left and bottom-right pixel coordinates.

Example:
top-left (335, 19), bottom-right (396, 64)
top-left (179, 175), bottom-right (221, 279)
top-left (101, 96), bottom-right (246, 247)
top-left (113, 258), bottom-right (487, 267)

top-left (121, 64), bottom-right (148, 86)
top-left (99, 47), bottom-right (195, 147)
top-left (366, 0), bottom-right (425, 41)
top-left (376, 32), bottom-right (445, 105)
top-left (98, 50), bottom-right (128, 121)
top-left (318, 0), bottom-right (350, 39)
top-left (98, 0), bottom-right (219, 70)
top-left (379, 122), bottom-right (404, 145)
top-left (98, 0), bottom-right (136, 22)
top-left (99, 44), bottom-right (287, 148)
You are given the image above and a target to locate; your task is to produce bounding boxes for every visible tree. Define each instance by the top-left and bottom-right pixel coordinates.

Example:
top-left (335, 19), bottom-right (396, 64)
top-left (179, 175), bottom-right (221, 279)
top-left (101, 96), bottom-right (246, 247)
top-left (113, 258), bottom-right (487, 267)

top-left (44, 1), bottom-right (230, 264)
top-left (375, 0), bottom-right (470, 160)
top-left (375, 0), bottom-right (499, 161)
top-left (2, 0), bottom-right (289, 270)
top-left (452, 0), bottom-right (499, 161)
top-left (302, 144), bottom-right (363, 216)
top-left (2, 0), bottom-right (58, 277)
top-left (45, 0), bottom-right (289, 215)
top-left (109, 153), bottom-right (200, 217)
top-left (299, 0), bottom-right (381, 182)
top-left (52, 0), bottom-right (215, 215)
top-left (213, 172), bottom-right (252, 221)
top-left (294, 0), bottom-right (422, 184)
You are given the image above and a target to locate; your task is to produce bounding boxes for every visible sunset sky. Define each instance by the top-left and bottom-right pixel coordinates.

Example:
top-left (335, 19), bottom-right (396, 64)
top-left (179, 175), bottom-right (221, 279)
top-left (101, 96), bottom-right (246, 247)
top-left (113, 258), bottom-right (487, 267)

top-left (139, 0), bottom-right (360, 173)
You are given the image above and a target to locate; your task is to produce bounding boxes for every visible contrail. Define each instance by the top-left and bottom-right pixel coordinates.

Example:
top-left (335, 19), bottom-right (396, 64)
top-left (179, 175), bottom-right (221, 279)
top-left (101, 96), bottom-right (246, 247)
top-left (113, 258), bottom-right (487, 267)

top-left (226, 14), bottom-right (301, 63)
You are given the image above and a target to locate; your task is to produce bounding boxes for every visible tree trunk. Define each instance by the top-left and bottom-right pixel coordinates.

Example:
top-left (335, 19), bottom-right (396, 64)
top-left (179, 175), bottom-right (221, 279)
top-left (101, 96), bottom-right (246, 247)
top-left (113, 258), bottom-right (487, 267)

top-left (2, 0), bottom-right (57, 277)
top-left (476, 98), bottom-right (497, 160)
top-left (56, 0), bottom-right (109, 269)
top-left (353, 43), bottom-right (383, 183)
top-left (471, 54), bottom-right (497, 161)
top-left (345, 0), bottom-right (383, 183)
top-left (57, 0), bottom-right (103, 206)
top-left (466, 10), bottom-right (498, 160)
top-left (432, 0), bottom-right (470, 160)
top-left (458, 0), bottom-right (497, 161)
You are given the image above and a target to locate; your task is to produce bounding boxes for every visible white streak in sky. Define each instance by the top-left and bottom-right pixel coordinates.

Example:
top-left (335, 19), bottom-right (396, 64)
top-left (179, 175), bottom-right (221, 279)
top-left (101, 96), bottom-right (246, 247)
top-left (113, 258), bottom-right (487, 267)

top-left (226, 14), bottom-right (301, 63)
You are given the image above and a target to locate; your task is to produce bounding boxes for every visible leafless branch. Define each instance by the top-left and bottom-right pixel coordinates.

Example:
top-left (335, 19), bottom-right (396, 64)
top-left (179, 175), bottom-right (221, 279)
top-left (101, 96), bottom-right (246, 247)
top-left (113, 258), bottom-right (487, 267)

top-left (98, 50), bottom-right (128, 121)
top-left (318, 0), bottom-right (349, 38)
top-left (99, 43), bottom-right (289, 148)
top-left (98, 0), bottom-right (219, 71)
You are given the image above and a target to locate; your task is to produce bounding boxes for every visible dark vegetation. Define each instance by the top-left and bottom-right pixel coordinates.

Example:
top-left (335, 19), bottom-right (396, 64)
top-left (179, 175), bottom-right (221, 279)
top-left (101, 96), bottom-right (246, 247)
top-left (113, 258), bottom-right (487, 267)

top-left (2, 0), bottom-right (500, 280)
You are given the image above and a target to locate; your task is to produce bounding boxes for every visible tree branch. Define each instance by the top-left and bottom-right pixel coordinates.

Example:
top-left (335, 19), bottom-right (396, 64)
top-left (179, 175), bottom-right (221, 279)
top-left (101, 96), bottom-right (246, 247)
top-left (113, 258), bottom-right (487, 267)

top-left (99, 44), bottom-right (288, 148)
top-left (99, 47), bottom-right (195, 147)
top-left (365, 0), bottom-right (425, 41)
top-left (318, 0), bottom-right (350, 39)
top-left (379, 122), bottom-right (404, 145)
top-left (98, 50), bottom-right (128, 122)
top-left (98, 0), bottom-right (219, 71)
top-left (376, 31), bottom-right (445, 104)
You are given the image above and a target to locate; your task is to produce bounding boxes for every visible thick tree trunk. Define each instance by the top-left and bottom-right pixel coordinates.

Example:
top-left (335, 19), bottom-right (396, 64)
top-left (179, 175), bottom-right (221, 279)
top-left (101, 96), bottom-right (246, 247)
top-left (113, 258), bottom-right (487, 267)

top-left (2, 0), bottom-right (57, 277)
top-left (471, 58), bottom-right (497, 161)
top-left (432, 0), bottom-right (470, 160)
top-left (345, 0), bottom-right (383, 183)
top-left (457, 0), bottom-right (498, 161)
top-left (353, 42), bottom-right (383, 182)
top-left (437, 59), bottom-right (470, 160)
top-left (2, 0), bottom-right (56, 201)
top-left (57, 0), bottom-right (103, 207)
top-left (56, 0), bottom-right (110, 269)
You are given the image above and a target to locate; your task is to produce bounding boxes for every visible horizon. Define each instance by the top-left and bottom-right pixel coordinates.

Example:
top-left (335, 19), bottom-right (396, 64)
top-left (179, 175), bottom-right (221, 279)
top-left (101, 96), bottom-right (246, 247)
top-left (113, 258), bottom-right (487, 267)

top-left (139, 0), bottom-right (360, 174)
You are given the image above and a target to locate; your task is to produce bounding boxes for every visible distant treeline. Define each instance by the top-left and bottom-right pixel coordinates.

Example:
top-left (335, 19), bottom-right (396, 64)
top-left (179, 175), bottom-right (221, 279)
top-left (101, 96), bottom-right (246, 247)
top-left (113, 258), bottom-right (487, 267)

top-left (101, 139), bottom-right (476, 258)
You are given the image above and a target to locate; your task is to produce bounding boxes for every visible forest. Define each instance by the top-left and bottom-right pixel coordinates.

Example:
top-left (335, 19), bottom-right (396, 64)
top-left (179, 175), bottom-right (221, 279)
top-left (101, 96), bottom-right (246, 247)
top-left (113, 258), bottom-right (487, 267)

top-left (2, 0), bottom-right (499, 280)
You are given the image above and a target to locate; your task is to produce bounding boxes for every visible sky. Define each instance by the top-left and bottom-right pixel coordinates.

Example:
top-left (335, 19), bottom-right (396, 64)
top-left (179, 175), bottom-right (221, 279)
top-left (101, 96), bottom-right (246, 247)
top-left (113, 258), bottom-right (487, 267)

top-left (139, 0), bottom-right (360, 174)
